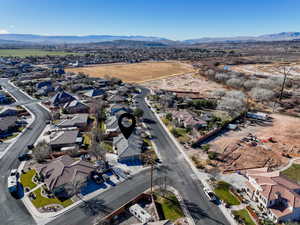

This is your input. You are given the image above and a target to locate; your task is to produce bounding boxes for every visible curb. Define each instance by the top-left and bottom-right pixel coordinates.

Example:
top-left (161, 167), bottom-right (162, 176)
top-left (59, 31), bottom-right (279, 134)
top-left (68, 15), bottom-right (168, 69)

top-left (145, 94), bottom-right (237, 225)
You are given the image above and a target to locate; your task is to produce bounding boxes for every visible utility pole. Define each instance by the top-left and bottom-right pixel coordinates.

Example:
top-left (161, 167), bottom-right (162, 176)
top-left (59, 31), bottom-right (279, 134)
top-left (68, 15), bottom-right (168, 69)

top-left (150, 162), bottom-right (153, 194)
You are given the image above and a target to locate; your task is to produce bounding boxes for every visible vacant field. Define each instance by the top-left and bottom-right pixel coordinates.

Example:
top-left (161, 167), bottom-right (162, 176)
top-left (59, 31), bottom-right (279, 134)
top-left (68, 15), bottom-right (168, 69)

top-left (144, 73), bottom-right (224, 97)
top-left (0, 49), bottom-right (77, 57)
top-left (66, 61), bottom-right (194, 83)
top-left (208, 114), bottom-right (300, 171)
top-left (230, 62), bottom-right (300, 78)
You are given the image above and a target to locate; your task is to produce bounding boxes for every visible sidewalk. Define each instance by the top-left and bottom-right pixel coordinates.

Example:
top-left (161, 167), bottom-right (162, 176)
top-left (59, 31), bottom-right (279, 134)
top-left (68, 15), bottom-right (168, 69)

top-left (145, 96), bottom-right (238, 225)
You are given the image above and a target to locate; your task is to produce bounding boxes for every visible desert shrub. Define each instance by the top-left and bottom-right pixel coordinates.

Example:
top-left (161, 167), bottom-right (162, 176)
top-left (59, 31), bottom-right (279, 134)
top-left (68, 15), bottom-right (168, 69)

top-left (215, 73), bottom-right (229, 83)
top-left (226, 78), bottom-right (245, 88)
top-left (243, 79), bottom-right (258, 90)
top-left (250, 87), bottom-right (275, 101)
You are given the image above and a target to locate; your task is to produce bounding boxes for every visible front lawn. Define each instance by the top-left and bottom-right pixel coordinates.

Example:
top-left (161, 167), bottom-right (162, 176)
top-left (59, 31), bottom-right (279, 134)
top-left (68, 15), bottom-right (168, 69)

top-left (20, 169), bottom-right (37, 189)
top-left (31, 187), bottom-right (73, 208)
top-left (232, 209), bottom-right (256, 225)
top-left (155, 192), bottom-right (184, 221)
top-left (214, 181), bottom-right (240, 206)
top-left (281, 164), bottom-right (300, 184)
top-left (83, 133), bottom-right (92, 146)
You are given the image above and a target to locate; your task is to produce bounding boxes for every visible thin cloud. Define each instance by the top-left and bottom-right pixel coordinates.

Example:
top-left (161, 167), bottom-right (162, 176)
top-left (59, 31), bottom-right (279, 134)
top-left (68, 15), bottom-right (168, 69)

top-left (0, 29), bottom-right (9, 34)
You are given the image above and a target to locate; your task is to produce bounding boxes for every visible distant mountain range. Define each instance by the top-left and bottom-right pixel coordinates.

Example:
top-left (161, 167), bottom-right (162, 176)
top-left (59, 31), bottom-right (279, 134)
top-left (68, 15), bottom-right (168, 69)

top-left (0, 32), bottom-right (300, 45)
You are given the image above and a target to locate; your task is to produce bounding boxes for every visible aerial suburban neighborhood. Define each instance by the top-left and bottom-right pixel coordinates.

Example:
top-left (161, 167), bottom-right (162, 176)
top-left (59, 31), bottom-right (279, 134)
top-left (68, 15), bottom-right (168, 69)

top-left (1, 1), bottom-right (300, 225)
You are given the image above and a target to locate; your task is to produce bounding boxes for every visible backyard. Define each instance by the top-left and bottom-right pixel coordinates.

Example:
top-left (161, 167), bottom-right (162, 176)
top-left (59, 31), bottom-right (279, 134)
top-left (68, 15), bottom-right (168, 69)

top-left (232, 209), bottom-right (256, 225)
top-left (214, 181), bottom-right (240, 206)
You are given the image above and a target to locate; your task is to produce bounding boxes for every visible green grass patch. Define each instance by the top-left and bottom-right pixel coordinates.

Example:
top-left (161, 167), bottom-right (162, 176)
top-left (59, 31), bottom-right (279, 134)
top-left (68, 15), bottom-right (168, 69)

top-left (155, 192), bottom-right (184, 221)
top-left (232, 209), bottom-right (255, 225)
top-left (0, 49), bottom-right (78, 57)
top-left (101, 142), bottom-right (113, 153)
top-left (214, 181), bottom-right (240, 206)
top-left (20, 169), bottom-right (37, 189)
top-left (281, 164), bottom-right (300, 183)
top-left (31, 187), bottom-right (73, 208)
top-left (83, 133), bottom-right (92, 146)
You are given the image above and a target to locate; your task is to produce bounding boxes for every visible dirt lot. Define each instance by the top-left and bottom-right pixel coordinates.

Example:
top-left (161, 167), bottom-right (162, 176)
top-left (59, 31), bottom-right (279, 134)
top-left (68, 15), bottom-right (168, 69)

top-left (66, 61), bottom-right (194, 83)
top-left (206, 114), bottom-right (300, 171)
top-left (144, 73), bottom-right (224, 97)
top-left (230, 62), bottom-right (300, 78)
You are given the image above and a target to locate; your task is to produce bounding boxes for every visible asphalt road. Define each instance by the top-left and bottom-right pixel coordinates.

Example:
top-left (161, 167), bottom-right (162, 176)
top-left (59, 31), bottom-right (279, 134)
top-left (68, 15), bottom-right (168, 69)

top-left (0, 79), bottom-right (51, 225)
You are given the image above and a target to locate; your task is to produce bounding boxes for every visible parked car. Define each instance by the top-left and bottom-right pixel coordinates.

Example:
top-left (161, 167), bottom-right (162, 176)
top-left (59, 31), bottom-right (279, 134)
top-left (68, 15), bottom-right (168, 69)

top-left (8, 169), bottom-right (19, 195)
top-left (27, 144), bottom-right (34, 150)
top-left (18, 153), bottom-right (32, 161)
top-left (204, 188), bottom-right (217, 202)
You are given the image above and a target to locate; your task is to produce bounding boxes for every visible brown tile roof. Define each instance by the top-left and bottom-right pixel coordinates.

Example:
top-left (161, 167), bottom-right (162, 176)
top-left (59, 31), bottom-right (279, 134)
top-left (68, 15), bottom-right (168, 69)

top-left (35, 155), bottom-right (95, 190)
top-left (247, 168), bottom-right (300, 218)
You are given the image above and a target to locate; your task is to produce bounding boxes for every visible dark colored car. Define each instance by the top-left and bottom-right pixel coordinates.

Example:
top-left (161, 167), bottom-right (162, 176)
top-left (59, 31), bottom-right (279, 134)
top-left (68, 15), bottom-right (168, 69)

top-left (27, 145), bottom-right (34, 150)
top-left (18, 153), bottom-right (32, 161)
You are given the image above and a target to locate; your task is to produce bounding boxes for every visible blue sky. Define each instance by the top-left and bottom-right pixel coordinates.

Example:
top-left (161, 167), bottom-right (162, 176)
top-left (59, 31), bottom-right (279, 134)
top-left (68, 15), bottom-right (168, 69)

top-left (0, 0), bottom-right (299, 40)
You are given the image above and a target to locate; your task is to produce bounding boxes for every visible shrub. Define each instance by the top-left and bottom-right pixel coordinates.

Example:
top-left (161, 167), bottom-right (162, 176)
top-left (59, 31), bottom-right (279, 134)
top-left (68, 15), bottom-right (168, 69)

top-left (250, 88), bottom-right (275, 101)
top-left (208, 151), bottom-right (219, 160)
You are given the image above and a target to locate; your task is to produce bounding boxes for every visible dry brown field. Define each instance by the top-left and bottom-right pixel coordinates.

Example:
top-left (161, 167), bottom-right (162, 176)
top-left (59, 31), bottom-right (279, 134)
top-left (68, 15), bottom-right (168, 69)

top-left (66, 61), bottom-right (194, 83)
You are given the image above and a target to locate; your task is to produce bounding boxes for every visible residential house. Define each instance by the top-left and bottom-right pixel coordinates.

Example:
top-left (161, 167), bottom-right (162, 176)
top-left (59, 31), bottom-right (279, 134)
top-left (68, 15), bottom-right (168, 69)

top-left (57, 114), bottom-right (89, 130)
top-left (245, 167), bottom-right (300, 223)
top-left (108, 95), bottom-right (127, 104)
top-left (0, 107), bottom-right (18, 117)
top-left (84, 89), bottom-right (105, 98)
top-left (51, 90), bottom-right (76, 107)
top-left (0, 92), bottom-right (9, 104)
top-left (36, 80), bottom-right (52, 89)
top-left (63, 100), bottom-right (90, 114)
top-left (110, 104), bottom-right (131, 116)
top-left (35, 155), bottom-right (95, 199)
top-left (171, 110), bottom-right (207, 129)
top-left (113, 132), bottom-right (143, 163)
top-left (48, 129), bottom-right (81, 150)
top-left (0, 116), bottom-right (17, 135)
top-left (105, 115), bottom-right (119, 135)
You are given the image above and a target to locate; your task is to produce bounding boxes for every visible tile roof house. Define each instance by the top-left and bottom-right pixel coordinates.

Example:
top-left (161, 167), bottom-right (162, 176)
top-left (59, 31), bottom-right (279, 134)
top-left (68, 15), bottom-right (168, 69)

top-left (245, 167), bottom-right (300, 223)
top-left (171, 110), bottom-right (207, 129)
top-left (36, 80), bottom-right (52, 89)
top-left (51, 90), bottom-right (76, 106)
top-left (57, 114), bottom-right (89, 130)
top-left (35, 155), bottom-right (95, 197)
top-left (63, 100), bottom-right (90, 114)
top-left (113, 132), bottom-right (143, 163)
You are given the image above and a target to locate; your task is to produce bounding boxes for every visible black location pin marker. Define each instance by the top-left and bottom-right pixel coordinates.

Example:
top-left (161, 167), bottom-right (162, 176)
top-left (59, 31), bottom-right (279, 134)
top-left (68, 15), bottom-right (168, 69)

top-left (118, 113), bottom-right (136, 139)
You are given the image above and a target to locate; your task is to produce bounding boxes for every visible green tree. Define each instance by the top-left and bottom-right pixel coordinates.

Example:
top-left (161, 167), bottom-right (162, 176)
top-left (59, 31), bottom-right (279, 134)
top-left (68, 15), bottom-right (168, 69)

top-left (133, 108), bottom-right (144, 119)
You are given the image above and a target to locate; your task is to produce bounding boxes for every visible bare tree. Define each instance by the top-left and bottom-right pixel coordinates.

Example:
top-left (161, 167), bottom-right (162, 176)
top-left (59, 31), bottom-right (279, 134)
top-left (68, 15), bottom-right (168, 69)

top-left (32, 141), bottom-right (51, 163)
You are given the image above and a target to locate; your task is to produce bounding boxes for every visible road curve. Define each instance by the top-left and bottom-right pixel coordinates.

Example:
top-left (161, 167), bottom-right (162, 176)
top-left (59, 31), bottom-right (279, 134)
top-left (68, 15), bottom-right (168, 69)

top-left (0, 79), bottom-right (51, 225)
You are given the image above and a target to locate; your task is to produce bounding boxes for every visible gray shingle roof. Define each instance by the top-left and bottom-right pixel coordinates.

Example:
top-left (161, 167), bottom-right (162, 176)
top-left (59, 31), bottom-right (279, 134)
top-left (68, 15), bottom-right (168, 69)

top-left (113, 131), bottom-right (143, 159)
top-left (50, 129), bottom-right (79, 146)
top-left (57, 114), bottom-right (88, 128)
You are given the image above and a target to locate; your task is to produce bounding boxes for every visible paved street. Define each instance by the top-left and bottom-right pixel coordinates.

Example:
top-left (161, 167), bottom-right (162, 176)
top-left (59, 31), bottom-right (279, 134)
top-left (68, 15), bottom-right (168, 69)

top-left (0, 79), bottom-right (51, 225)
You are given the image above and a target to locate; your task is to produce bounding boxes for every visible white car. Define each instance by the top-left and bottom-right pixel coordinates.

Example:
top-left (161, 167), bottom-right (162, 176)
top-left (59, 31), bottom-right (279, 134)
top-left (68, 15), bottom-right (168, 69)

top-left (8, 169), bottom-right (19, 193)
top-left (204, 187), bottom-right (217, 202)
